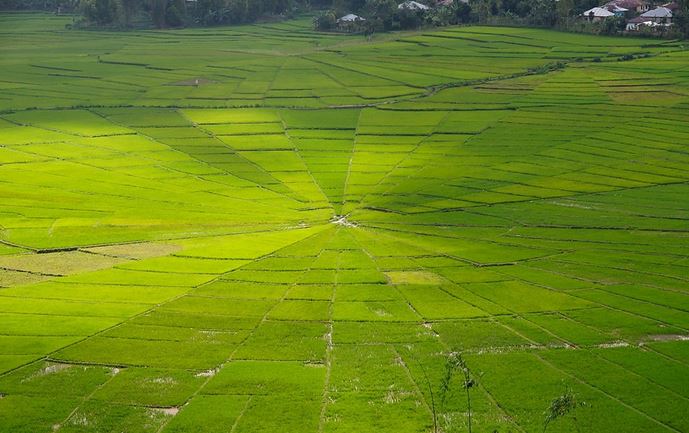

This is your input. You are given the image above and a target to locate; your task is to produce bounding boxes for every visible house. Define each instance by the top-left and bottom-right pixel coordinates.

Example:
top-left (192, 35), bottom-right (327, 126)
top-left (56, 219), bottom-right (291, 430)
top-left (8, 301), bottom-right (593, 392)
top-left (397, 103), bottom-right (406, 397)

top-left (337, 14), bottom-right (365, 23)
top-left (640, 6), bottom-right (673, 24)
top-left (626, 15), bottom-right (653, 30)
top-left (398, 1), bottom-right (430, 11)
top-left (606, 4), bottom-right (629, 16)
top-left (337, 14), bottom-right (365, 31)
top-left (627, 6), bottom-right (674, 30)
top-left (605, 0), bottom-right (651, 13)
top-left (582, 7), bottom-right (616, 21)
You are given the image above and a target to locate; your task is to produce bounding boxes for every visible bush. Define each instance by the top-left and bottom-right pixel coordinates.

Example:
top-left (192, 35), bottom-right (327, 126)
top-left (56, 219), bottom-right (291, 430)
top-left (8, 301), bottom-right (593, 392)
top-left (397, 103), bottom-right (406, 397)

top-left (361, 0), bottom-right (396, 31)
top-left (396, 7), bottom-right (423, 29)
top-left (79, 0), bottom-right (120, 26)
top-left (166, 4), bottom-right (185, 27)
top-left (598, 16), bottom-right (625, 35)
top-left (314, 10), bottom-right (337, 31)
top-left (0, 0), bottom-right (68, 10)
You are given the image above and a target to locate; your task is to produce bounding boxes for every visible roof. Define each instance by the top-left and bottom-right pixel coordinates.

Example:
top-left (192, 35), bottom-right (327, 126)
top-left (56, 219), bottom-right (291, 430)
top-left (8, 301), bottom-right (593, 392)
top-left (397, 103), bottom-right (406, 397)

top-left (398, 1), bottom-right (430, 10)
top-left (641, 6), bottom-right (672, 18)
top-left (338, 14), bottom-right (365, 22)
top-left (582, 7), bottom-right (615, 17)
top-left (628, 16), bottom-right (651, 23)
top-left (606, 0), bottom-right (646, 8)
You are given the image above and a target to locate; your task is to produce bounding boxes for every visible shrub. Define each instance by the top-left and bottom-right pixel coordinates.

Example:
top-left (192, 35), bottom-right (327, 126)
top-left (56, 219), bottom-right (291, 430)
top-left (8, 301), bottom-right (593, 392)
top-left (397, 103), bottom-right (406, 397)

top-left (543, 386), bottom-right (587, 432)
top-left (314, 10), bottom-right (337, 31)
top-left (166, 4), bottom-right (184, 27)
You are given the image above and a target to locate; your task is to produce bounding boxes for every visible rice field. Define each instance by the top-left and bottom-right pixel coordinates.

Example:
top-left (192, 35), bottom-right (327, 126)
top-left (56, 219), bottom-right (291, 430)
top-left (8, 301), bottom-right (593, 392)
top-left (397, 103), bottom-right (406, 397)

top-left (1, 11), bottom-right (689, 433)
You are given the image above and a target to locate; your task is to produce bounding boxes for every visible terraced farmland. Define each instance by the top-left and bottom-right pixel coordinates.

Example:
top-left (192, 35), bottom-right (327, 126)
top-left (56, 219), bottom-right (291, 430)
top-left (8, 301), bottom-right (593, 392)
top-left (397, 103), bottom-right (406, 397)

top-left (1, 12), bottom-right (689, 433)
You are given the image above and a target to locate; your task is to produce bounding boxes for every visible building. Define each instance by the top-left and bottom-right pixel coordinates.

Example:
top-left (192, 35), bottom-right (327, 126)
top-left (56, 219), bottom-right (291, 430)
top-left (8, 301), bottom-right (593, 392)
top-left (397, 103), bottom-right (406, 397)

top-left (398, 1), bottom-right (431, 11)
top-left (607, 4), bottom-right (629, 16)
top-left (640, 6), bottom-right (673, 24)
top-left (582, 7), bottom-right (616, 21)
top-left (626, 15), bottom-right (654, 30)
top-left (605, 0), bottom-right (651, 13)
top-left (337, 14), bottom-right (365, 23)
top-left (337, 14), bottom-right (365, 31)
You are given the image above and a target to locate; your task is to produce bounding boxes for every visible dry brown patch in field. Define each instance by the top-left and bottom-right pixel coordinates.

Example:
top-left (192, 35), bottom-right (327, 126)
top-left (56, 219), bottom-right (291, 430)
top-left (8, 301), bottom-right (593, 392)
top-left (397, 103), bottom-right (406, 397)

top-left (0, 251), bottom-right (127, 276)
top-left (82, 242), bottom-right (181, 259)
top-left (0, 269), bottom-right (48, 287)
top-left (385, 271), bottom-right (443, 285)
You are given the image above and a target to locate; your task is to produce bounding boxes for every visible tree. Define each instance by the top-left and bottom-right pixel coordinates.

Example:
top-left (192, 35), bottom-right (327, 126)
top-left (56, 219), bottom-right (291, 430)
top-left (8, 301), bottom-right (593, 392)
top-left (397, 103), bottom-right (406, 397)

top-left (226, 0), bottom-right (248, 24)
top-left (470, 0), bottom-right (492, 23)
top-left (452, 0), bottom-right (472, 23)
top-left (78, 0), bottom-right (119, 25)
top-left (599, 15), bottom-right (625, 35)
top-left (334, 0), bottom-right (365, 13)
top-left (556, 0), bottom-right (575, 26)
top-left (120, 0), bottom-right (138, 26)
top-left (149, 0), bottom-right (167, 27)
top-left (529, 0), bottom-right (557, 26)
top-left (397, 6), bottom-right (424, 29)
top-left (166, 0), bottom-right (186, 27)
top-left (361, 0), bottom-right (396, 31)
top-left (314, 10), bottom-right (337, 30)
top-left (502, 0), bottom-right (532, 17)
top-left (193, 0), bottom-right (227, 25)
top-left (675, 0), bottom-right (689, 39)
top-left (426, 5), bottom-right (454, 27)
top-left (73, 0), bottom-right (308, 27)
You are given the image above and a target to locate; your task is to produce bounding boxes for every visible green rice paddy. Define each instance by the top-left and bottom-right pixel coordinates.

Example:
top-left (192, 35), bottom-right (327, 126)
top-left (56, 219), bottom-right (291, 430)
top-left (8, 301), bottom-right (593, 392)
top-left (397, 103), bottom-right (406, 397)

top-left (1, 11), bottom-right (689, 433)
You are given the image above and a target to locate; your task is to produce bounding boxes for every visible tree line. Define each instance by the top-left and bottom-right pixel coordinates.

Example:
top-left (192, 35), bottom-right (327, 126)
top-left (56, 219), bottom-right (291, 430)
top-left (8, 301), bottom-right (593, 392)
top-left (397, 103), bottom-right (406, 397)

top-left (1, 0), bottom-right (687, 38)
top-left (315, 0), bottom-right (601, 32)
top-left (1, 0), bottom-right (313, 27)
top-left (316, 0), bottom-right (689, 38)
top-left (83, 0), bottom-right (314, 27)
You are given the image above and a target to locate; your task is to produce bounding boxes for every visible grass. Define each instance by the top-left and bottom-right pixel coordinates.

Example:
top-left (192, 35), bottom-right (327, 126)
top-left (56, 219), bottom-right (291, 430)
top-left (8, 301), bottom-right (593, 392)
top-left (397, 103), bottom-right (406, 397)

top-left (0, 11), bottom-right (688, 433)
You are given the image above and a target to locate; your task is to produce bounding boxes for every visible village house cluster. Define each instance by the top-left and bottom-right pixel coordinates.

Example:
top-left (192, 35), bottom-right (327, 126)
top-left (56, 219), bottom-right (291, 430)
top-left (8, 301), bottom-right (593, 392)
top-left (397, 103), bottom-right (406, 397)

top-left (336, 0), bottom-right (468, 27)
top-left (581, 0), bottom-right (678, 31)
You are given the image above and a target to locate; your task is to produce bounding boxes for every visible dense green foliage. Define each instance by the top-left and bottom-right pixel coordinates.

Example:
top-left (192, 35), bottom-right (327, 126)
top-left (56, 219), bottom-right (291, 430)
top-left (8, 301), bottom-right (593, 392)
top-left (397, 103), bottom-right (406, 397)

top-left (676, 0), bottom-right (689, 38)
top-left (0, 0), bottom-right (74, 10)
top-left (70, 0), bottom-right (310, 28)
top-left (316, 0), bottom-right (688, 36)
top-left (317, 0), bottom-right (599, 31)
top-left (315, 0), bottom-right (471, 32)
top-left (4, 0), bottom-right (687, 37)
top-left (1, 12), bottom-right (689, 433)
